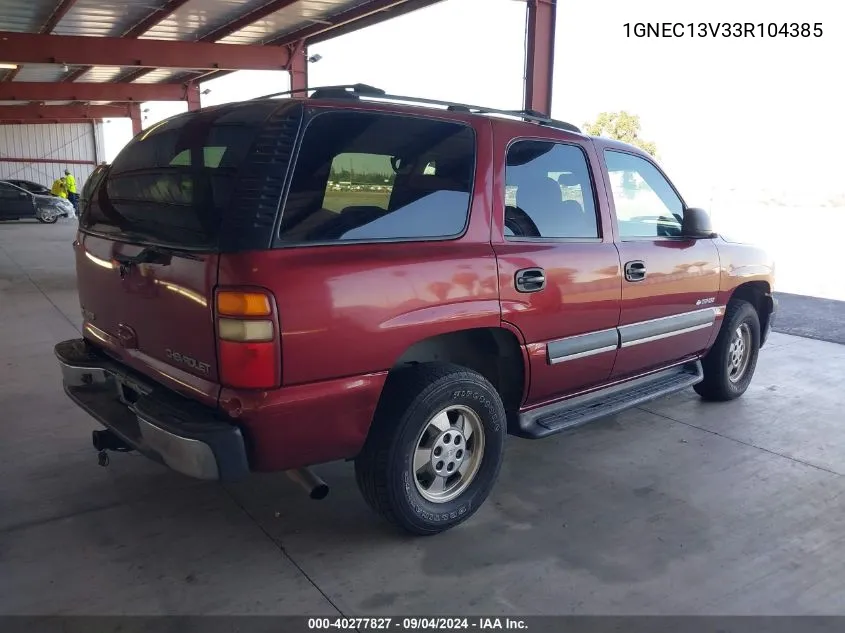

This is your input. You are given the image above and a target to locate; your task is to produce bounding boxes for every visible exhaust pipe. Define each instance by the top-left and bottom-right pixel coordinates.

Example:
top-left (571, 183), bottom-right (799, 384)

top-left (92, 429), bottom-right (131, 452)
top-left (286, 468), bottom-right (329, 500)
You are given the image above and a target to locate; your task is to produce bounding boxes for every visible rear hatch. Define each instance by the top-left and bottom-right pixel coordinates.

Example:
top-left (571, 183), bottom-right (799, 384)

top-left (75, 101), bottom-right (302, 405)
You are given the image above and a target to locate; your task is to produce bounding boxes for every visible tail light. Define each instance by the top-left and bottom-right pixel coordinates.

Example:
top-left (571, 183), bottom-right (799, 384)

top-left (215, 289), bottom-right (280, 389)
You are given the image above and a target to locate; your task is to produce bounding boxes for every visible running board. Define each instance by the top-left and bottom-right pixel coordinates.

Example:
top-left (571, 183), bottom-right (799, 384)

top-left (515, 361), bottom-right (703, 439)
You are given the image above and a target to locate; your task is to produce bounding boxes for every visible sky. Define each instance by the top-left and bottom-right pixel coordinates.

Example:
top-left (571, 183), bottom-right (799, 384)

top-left (103, 0), bottom-right (844, 208)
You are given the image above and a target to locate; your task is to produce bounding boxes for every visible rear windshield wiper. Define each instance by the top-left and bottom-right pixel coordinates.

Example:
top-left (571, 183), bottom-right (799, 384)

top-left (113, 245), bottom-right (202, 269)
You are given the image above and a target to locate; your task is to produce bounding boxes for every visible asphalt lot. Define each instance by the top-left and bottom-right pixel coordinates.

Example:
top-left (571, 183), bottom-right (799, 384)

top-left (771, 292), bottom-right (845, 346)
top-left (3, 220), bottom-right (845, 616)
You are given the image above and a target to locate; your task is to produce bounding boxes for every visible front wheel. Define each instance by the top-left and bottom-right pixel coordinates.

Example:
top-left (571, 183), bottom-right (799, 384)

top-left (355, 362), bottom-right (506, 535)
top-left (36, 207), bottom-right (60, 224)
top-left (694, 299), bottom-right (761, 401)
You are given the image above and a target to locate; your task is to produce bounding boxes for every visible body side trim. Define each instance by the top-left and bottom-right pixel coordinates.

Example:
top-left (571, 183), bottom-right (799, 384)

top-left (545, 307), bottom-right (719, 365)
top-left (618, 307), bottom-right (716, 346)
top-left (547, 328), bottom-right (618, 364)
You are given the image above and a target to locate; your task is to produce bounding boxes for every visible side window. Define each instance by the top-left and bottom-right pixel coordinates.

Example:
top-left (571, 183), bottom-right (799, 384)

top-left (0, 183), bottom-right (20, 198)
top-left (279, 111), bottom-right (475, 243)
top-left (604, 150), bottom-right (684, 238)
top-left (504, 140), bottom-right (599, 239)
top-left (323, 153), bottom-right (393, 213)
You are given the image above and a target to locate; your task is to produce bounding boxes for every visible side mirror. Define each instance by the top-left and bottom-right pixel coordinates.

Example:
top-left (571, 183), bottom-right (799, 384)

top-left (682, 207), bottom-right (716, 239)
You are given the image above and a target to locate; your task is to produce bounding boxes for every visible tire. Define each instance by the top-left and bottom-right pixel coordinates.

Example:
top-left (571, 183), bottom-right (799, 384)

top-left (355, 362), bottom-right (506, 535)
top-left (36, 210), bottom-right (59, 224)
top-left (694, 299), bottom-right (760, 401)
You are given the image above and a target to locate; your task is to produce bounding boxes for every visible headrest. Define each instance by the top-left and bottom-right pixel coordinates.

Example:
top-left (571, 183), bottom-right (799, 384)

top-left (513, 177), bottom-right (562, 208)
top-left (557, 172), bottom-right (582, 187)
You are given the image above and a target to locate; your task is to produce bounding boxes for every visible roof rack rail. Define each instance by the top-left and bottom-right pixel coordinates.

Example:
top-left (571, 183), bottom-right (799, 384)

top-left (252, 84), bottom-right (581, 134)
top-left (367, 93), bottom-right (582, 134)
top-left (252, 83), bottom-right (386, 101)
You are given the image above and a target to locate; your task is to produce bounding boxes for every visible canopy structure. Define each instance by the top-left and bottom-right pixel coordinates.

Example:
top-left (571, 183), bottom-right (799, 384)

top-left (0, 0), bottom-right (557, 133)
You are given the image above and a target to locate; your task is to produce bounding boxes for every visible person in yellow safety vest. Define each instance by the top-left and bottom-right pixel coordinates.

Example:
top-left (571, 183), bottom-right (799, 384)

top-left (51, 176), bottom-right (68, 199)
top-left (64, 169), bottom-right (79, 212)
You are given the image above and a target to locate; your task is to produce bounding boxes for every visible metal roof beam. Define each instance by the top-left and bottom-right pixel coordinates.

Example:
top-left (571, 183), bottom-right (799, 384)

top-left (0, 119), bottom-right (107, 125)
top-left (0, 31), bottom-right (291, 71)
top-left (39, 0), bottom-right (76, 33)
top-left (0, 82), bottom-right (192, 102)
top-left (40, 0), bottom-right (79, 34)
top-left (123, 0), bottom-right (194, 38)
top-left (4, 0), bottom-right (79, 82)
top-left (122, 0), bottom-right (301, 84)
top-left (188, 1), bottom-right (442, 88)
top-left (0, 104), bottom-right (133, 120)
top-left (200, 0), bottom-right (301, 42)
top-left (63, 0), bottom-right (194, 83)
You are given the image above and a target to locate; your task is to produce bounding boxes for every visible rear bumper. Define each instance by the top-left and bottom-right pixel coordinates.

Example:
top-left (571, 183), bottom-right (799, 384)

top-left (55, 339), bottom-right (249, 482)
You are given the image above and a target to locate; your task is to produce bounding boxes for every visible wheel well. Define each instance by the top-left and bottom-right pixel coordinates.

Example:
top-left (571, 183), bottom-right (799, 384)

top-left (730, 281), bottom-right (773, 343)
top-left (392, 328), bottom-right (526, 413)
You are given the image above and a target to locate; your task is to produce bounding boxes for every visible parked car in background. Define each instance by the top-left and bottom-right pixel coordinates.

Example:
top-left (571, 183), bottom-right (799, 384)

top-left (55, 85), bottom-right (776, 536)
top-left (0, 181), bottom-right (74, 223)
top-left (3, 179), bottom-right (54, 197)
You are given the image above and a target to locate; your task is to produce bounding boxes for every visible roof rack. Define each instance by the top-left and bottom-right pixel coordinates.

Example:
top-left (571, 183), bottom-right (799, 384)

top-left (252, 83), bottom-right (581, 134)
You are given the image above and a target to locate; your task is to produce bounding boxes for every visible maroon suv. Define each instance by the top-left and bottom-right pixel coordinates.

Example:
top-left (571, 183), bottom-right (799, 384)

top-left (56, 85), bottom-right (776, 535)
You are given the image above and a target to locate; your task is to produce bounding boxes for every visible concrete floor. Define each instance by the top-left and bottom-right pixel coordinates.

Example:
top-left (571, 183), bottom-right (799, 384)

top-left (2, 220), bottom-right (845, 616)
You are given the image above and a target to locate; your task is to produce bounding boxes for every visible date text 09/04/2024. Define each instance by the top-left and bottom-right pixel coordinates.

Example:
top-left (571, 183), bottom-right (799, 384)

top-left (624, 22), bottom-right (823, 38)
top-left (307, 617), bottom-right (528, 630)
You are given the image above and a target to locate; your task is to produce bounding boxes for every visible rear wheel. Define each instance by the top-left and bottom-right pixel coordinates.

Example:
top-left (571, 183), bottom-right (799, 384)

top-left (694, 299), bottom-right (760, 401)
top-left (355, 362), bottom-right (506, 535)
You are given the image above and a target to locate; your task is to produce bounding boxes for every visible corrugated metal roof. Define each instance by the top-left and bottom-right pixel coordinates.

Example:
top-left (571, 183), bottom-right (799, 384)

top-left (52, 0), bottom-right (175, 38)
top-left (0, 0), bottom-right (55, 33)
top-left (217, 0), bottom-right (346, 45)
top-left (138, 0), bottom-right (373, 44)
top-left (141, 0), bottom-right (285, 42)
top-left (76, 67), bottom-right (125, 83)
top-left (131, 68), bottom-right (185, 84)
top-left (0, 0), bottom-right (439, 99)
top-left (12, 65), bottom-right (72, 82)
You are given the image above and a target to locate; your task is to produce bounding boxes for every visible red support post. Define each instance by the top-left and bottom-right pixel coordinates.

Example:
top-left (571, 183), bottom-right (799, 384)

top-left (524, 0), bottom-right (557, 116)
top-left (129, 103), bottom-right (142, 136)
top-left (287, 42), bottom-right (308, 94)
top-left (185, 82), bottom-right (201, 111)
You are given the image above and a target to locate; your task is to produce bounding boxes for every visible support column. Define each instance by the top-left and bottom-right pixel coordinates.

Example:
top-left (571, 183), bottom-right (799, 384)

top-left (128, 102), bottom-right (142, 135)
top-left (524, 0), bottom-right (557, 116)
top-left (287, 41), bottom-right (308, 94)
top-left (185, 81), bottom-right (201, 111)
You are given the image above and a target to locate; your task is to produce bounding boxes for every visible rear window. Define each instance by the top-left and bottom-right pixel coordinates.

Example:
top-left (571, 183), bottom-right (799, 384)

top-left (80, 165), bottom-right (107, 204)
top-left (278, 111), bottom-right (475, 244)
top-left (81, 102), bottom-right (282, 249)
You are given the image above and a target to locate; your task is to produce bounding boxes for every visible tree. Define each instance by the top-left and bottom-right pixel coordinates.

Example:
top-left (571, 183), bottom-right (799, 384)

top-left (583, 111), bottom-right (658, 157)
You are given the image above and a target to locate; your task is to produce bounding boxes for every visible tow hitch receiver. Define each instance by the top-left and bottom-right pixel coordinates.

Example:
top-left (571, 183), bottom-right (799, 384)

top-left (92, 429), bottom-right (132, 467)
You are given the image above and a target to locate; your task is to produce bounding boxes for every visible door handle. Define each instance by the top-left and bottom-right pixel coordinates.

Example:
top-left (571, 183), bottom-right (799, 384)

top-left (515, 267), bottom-right (546, 293)
top-left (624, 260), bottom-right (646, 282)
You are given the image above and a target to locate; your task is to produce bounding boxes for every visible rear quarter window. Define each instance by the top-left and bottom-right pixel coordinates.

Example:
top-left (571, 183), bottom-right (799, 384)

top-left (81, 101), bottom-right (284, 249)
top-left (277, 111), bottom-right (476, 244)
